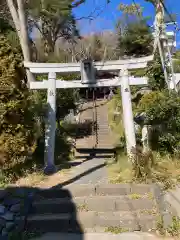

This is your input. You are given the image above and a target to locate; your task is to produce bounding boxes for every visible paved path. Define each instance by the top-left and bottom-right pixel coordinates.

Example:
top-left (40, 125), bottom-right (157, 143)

top-left (65, 157), bottom-right (108, 185)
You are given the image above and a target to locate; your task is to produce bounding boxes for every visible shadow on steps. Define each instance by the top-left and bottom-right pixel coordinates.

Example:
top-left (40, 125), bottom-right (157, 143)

top-left (1, 186), bottom-right (84, 239)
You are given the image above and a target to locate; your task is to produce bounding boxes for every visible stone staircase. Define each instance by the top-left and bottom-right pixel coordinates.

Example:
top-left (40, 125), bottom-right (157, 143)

top-left (96, 100), bottom-right (114, 149)
top-left (75, 100), bottom-right (114, 159)
top-left (25, 184), bottom-right (161, 235)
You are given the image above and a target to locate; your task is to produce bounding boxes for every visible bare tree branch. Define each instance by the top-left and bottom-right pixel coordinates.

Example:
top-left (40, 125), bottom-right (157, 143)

top-left (71, 0), bottom-right (85, 8)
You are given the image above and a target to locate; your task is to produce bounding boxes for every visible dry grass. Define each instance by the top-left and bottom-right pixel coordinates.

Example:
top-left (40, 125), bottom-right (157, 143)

top-left (107, 98), bottom-right (124, 144)
top-left (107, 95), bottom-right (180, 190)
top-left (128, 193), bottom-right (143, 199)
top-left (140, 208), bottom-right (157, 216)
top-left (107, 154), bottom-right (134, 184)
top-left (34, 168), bottom-right (71, 189)
top-left (105, 226), bottom-right (129, 234)
top-left (152, 153), bottom-right (180, 190)
top-left (77, 203), bottom-right (89, 212)
top-left (12, 166), bottom-right (72, 188)
top-left (13, 171), bottom-right (47, 187)
top-left (107, 152), bottom-right (180, 190)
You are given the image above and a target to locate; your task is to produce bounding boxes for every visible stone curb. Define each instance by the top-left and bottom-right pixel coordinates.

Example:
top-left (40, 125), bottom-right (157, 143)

top-left (152, 184), bottom-right (179, 229)
top-left (0, 188), bottom-right (35, 238)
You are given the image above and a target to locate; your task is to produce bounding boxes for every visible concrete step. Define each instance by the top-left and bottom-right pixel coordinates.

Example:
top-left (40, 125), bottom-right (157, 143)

top-left (31, 232), bottom-right (174, 240)
top-left (74, 148), bottom-right (115, 154)
top-left (31, 196), bottom-right (155, 214)
top-left (35, 184), bottom-right (153, 199)
top-left (25, 211), bottom-right (157, 233)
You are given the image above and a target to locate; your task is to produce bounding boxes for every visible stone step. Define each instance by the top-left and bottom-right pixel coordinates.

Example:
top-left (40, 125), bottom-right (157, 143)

top-left (95, 146), bottom-right (114, 149)
top-left (97, 128), bottom-right (109, 130)
top-left (96, 139), bottom-right (113, 142)
top-left (25, 211), bottom-right (157, 233)
top-left (31, 196), bottom-right (155, 214)
top-left (96, 124), bottom-right (109, 127)
top-left (96, 139), bottom-right (114, 142)
top-left (97, 136), bottom-right (111, 138)
top-left (35, 184), bottom-right (153, 199)
top-left (96, 140), bottom-right (112, 142)
top-left (95, 143), bottom-right (114, 146)
top-left (96, 132), bottom-right (110, 135)
top-left (96, 142), bottom-right (114, 145)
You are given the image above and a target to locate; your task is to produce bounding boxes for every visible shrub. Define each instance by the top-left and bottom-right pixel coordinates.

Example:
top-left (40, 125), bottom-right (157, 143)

top-left (146, 54), bottom-right (166, 91)
top-left (108, 92), bottom-right (126, 150)
top-left (136, 90), bottom-right (180, 153)
top-left (0, 35), bottom-right (39, 171)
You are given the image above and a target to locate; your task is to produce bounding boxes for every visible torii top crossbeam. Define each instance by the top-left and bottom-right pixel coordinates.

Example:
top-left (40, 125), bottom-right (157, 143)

top-left (24, 55), bottom-right (153, 73)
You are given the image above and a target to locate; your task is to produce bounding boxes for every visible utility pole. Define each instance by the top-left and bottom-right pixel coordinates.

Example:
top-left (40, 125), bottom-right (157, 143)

top-left (155, 0), bottom-right (178, 92)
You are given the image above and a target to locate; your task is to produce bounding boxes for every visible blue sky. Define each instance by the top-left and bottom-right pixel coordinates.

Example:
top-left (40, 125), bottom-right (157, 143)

top-left (73, 0), bottom-right (180, 47)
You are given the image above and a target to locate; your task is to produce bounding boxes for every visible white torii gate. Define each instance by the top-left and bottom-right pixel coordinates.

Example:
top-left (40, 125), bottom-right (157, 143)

top-left (24, 55), bottom-right (153, 174)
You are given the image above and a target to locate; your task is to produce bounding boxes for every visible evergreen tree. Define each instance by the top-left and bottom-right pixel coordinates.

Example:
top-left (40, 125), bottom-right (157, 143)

top-left (117, 19), bottom-right (153, 58)
top-left (28, 0), bottom-right (80, 56)
top-left (0, 35), bottom-right (38, 169)
top-left (116, 3), bottom-right (153, 58)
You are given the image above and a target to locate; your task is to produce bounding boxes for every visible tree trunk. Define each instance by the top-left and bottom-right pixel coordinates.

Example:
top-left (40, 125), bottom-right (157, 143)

top-left (16, 0), bottom-right (30, 61)
top-left (6, 0), bottom-right (33, 84)
top-left (6, 0), bottom-right (21, 38)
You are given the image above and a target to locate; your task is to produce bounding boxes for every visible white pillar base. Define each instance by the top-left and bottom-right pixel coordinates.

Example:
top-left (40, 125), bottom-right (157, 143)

top-left (44, 164), bottom-right (57, 175)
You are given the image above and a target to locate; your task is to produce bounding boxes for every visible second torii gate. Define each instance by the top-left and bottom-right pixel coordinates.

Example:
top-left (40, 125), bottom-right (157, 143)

top-left (24, 55), bottom-right (153, 174)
